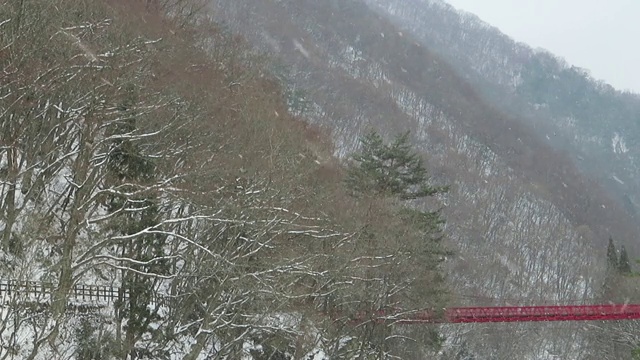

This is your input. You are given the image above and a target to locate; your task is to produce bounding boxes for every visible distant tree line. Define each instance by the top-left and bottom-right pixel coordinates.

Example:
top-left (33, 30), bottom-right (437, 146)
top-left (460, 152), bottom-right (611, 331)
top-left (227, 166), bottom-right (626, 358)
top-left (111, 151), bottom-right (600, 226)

top-left (607, 236), bottom-right (632, 275)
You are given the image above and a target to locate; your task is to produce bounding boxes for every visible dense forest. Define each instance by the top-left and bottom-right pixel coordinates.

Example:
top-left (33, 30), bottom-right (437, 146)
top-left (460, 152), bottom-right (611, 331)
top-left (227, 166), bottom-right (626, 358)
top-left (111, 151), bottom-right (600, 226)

top-left (207, 0), bottom-right (640, 358)
top-left (2, 0), bottom-right (640, 359)
top-left (0, 0), bottom-right (452, 358)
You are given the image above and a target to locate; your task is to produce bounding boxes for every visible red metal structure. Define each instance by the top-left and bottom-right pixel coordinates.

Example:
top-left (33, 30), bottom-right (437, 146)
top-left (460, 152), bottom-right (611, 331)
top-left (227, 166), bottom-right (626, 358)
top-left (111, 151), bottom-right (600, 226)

top-left (383, 304), bottom-right (640, 324)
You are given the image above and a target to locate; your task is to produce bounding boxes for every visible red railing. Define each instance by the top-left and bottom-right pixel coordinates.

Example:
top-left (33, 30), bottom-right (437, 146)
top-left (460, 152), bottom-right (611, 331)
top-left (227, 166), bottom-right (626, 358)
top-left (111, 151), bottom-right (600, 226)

top-left (385, 304), bottom-right (640, 324)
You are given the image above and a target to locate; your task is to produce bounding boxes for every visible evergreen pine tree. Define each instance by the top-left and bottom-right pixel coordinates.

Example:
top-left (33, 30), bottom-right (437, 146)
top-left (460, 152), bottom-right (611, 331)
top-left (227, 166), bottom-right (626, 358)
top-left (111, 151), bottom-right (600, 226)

top-left (618, 245), bottom-right (632, 274)
top-left (106, 83), bottom-right (169, 359)
top-left (606, 236), bottom-right (618, 271)
top-left (345, 130), bottom-right (449, 354)
top-left (346, 131), bottom-right (448, 200)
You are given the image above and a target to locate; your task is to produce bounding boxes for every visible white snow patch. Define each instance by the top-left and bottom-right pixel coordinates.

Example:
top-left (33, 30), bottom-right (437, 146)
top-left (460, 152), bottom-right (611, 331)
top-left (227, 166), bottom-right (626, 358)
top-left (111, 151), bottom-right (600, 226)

top-left (612, 174), bottom-right (625, 184)
top-left (612, 132), bottom-right (629, 154)
top-left (242, 340), bottom-right (263, 360)
top-left (305, 349), bottom-right (328, 360)
top-left (293, 39), bottom-right (310, 59)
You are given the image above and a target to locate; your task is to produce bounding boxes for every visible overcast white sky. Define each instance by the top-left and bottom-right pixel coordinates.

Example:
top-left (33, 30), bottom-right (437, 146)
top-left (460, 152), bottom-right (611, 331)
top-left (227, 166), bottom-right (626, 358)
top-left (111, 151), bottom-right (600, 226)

top-left (444, 0), bottom-right (639, 93)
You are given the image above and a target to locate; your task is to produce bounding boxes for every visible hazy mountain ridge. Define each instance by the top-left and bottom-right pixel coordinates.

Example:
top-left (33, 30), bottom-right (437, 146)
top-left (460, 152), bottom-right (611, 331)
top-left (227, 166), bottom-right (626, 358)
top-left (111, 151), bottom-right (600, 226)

top-left (363, 0), bottom-right (640, 226)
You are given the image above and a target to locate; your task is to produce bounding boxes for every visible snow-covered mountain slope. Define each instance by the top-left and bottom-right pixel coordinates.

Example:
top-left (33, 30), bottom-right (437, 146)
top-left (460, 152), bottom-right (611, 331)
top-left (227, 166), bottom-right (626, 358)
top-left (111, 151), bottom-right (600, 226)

top-left (207, 0), bottom-right (640, 358)
top-left (365, 0), bottom-right (640, 239)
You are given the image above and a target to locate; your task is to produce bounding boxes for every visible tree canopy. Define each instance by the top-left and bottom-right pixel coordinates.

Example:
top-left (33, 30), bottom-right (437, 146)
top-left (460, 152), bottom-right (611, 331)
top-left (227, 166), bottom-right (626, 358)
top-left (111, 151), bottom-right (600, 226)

top-left (346, 131), bottom-right (448, 200)
top-left (607, 236), bottom-right (618, 271)
top-left (618, 245), bottom-right (632, 275)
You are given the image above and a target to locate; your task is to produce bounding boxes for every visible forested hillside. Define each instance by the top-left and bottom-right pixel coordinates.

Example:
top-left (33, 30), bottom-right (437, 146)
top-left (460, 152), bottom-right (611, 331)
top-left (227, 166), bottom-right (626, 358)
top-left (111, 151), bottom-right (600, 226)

top-left (365, 0), bottom-right (640, 234)
top-left (4, 0), bottom-right (640, 358)
top-left (0, 0), bottom-right (449, 358)
top-left (207, 0), bottom-right (640, 358)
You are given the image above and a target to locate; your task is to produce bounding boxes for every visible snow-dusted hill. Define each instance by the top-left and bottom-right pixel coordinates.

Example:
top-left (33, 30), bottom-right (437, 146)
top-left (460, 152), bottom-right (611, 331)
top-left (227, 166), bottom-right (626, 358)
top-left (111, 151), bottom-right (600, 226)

top-left (4, 0), bottom-right (640, 358)
top-left (207, 0), bottom-right (640, 358)
top-left (365, 0), bottom-right (640, 237)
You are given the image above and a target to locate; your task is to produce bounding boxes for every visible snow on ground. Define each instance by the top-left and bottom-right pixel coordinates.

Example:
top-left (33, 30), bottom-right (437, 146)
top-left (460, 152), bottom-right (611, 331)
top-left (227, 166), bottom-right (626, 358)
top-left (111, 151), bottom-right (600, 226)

top-left (293, 39), bottom-right (310, 58)
top-left (612, 132), bottom-right (629, 154)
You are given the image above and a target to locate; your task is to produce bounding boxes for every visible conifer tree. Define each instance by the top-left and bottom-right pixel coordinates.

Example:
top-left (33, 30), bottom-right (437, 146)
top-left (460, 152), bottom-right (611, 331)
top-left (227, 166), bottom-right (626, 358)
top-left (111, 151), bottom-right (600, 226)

top-left (602, 236), bottom-right (622, 299)
top-left (346, 131), bottom-right (448, 200)
top-left (606, 236), bottom-right (618, 271)
top-left (618, 245), bottom-right (632, 274)
top-left (106, 83), bottom-right (169, 359)
top-left (345, 130), bottom-right (449, 356)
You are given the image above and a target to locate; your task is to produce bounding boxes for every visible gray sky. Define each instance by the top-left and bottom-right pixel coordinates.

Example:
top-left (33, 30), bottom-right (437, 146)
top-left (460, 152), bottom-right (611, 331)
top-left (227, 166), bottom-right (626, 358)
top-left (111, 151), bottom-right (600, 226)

top-left (444, 0), bottom-right (640, 93)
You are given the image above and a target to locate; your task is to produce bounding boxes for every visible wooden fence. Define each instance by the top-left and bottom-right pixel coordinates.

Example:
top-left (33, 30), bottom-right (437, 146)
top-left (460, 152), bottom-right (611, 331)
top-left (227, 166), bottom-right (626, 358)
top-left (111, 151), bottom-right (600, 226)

top-left (0, 279), bottom-right (166, 306)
